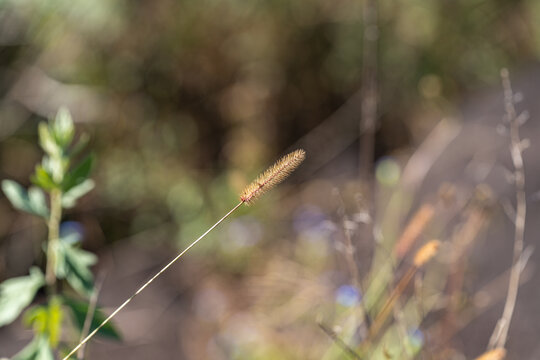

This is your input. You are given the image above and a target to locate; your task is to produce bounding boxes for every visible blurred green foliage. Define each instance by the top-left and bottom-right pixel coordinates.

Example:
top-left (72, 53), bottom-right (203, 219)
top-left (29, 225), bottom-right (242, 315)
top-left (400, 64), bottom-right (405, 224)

top-left (0, 0), bottom-right (538, 248)
top-left (1, 0), bottom-right (537, 250)
top-left (1, 110), bottom-right (119, 358)
top-left (0, 0), bottom-right (539, 358)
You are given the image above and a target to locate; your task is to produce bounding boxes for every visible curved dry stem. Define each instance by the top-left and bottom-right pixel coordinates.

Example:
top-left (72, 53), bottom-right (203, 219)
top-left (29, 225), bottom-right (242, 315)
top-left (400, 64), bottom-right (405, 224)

top-left (487, 68), bottom-right (527, 351)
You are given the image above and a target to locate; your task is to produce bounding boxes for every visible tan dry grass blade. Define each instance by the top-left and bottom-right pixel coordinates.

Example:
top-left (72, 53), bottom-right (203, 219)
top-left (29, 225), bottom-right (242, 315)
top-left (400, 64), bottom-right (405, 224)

top-left (241, 149), bottom-right (306, 204)
top-left (474, 348), bottom-right (506, 360)
top-left (394, 203), bottom-right (435, 258)
top-left (413, 239), bottom-right (441, 267)
top-left (368, 239), bottom-right (441, 340)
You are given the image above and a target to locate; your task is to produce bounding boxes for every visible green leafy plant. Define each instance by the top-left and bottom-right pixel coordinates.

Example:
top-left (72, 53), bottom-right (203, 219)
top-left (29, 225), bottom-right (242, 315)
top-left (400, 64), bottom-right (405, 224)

top-left (0, 108), bottom-right (119, 359)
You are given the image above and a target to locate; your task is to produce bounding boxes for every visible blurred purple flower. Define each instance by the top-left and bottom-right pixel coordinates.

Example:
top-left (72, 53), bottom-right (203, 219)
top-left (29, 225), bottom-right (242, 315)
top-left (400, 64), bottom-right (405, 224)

top-left (408, 328), bottom-right (424, 349)
top-left (59, 221), bottom-right (85, 243)
top-left (293, 205), bottom-right (331, 235)
top-left (335, 285), bottom-right (362, 307)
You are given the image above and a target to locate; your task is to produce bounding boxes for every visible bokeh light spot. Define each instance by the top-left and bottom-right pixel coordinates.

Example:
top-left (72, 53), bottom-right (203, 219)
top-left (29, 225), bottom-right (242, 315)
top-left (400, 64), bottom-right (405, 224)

top-left (375, 157), bottom-right (400, 187)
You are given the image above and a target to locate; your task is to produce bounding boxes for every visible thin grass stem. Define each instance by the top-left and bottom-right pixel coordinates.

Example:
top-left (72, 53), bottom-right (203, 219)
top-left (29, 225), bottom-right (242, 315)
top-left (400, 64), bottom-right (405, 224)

top-left (63, 149), bottom-right (305, 359)
top-left (62, 201), bottom-right (244, 360)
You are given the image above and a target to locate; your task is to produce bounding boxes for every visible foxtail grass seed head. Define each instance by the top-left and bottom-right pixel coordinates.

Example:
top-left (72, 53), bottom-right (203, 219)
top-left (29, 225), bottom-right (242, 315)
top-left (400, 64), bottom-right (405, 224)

top-left (474, 348), bottom-right (506, 360)
top-left (240, 149), bottom-right (306, 205)
top-left (413, 240), bottom-right (440, 267)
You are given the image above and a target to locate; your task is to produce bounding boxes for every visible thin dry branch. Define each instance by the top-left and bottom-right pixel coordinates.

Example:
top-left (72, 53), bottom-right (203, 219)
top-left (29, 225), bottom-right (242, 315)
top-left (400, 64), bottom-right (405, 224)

top-left (318, 321), bottom-right (363, 360)
top-left (77, 273), bottom-right (105, 360)
top-left (487, 68), bottom-right (528, 351)
top-left (367, 240), bottom-right (440, 341)
top-left (359, 0), bottom-right (378, 180)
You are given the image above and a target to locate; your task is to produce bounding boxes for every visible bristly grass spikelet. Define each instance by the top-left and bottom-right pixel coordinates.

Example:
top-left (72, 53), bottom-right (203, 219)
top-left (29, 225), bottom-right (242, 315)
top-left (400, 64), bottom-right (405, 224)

top-left (62, 149), bottom-right (306, 360)
top-left (241, 149), bottom-right (306, 205)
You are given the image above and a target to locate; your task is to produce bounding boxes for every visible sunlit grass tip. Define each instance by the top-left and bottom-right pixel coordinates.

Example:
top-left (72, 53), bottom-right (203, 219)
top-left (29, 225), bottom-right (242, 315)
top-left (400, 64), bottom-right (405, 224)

top-left (240, 149), bottom-right (306, 205)
top-left (474, 348), bottom-right (506, 360)
top-left (413, 239), bottom-right (440, 267)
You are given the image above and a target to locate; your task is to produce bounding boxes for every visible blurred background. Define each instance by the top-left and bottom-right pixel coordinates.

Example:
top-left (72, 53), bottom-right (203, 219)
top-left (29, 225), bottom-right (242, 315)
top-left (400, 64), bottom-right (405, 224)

top-left (1, 0), bottom-right (540, 359)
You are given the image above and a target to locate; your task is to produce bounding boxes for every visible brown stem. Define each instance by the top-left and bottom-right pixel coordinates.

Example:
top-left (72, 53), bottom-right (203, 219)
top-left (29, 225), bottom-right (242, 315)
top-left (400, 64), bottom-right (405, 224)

top-left (359, 0), bottom-right (378, 181)
top-left (368, 267), bottom-right (416, 341)
top-left (77, 273), bottom-right (105, 360)
top-left (318, 321), bottom-right (363, 360)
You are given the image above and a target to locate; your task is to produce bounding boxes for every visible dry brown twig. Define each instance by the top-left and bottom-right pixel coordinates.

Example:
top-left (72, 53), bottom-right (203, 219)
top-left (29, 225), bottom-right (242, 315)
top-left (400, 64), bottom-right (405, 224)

top-left (318, 321), bottom-right (363, 360)
top-left (77, 273), bottom-right (105, 360)
top-left (367, 240), bottom-right (440, 341)
top-left (359, 0), bottom-right (378, 182)
top-left (393, 203), bottom-right (435, 259)
top-left (486, 69), bottom-right (529, 352)
top-left (333, 190), bottom-right (363, 294)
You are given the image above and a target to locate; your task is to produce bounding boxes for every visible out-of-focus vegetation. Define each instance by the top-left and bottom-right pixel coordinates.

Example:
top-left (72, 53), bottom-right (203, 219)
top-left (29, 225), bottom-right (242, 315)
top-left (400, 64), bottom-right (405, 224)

top-left (0, 0), bottom-right (539, 359)
top-left (0, 110), bottom-right (120, 359)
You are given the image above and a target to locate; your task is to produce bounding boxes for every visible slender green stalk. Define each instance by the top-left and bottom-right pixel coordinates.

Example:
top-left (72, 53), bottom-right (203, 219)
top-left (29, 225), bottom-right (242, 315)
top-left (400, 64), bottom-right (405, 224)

top-left (62, 201), bottom-right (244, 360)
top-left (46, 188), bottom-right (62, 289)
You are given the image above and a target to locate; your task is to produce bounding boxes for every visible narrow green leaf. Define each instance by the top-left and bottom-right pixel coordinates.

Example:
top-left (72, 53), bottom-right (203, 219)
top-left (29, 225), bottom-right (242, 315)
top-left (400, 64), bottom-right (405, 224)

top-left (63, 297), bottom-right (122, 340)
top-left (1, 180), bottom-right (48, 218)
top-left (28, 187), bottom-right (49, 218)
top-left (11, 336), bottom-right (40, 360)
top-left (52, 241), bottom-right (67, 281)
top-left (13, 336), bottom-right (55, 360)
top-left (62, 154), bottom-right (94, 193)
top-left (54, 240), bottom-right (97, 297)
top-left (47, 298), bottom-right (63, 348)
top-left (38, 122), bottom-right (60, 157)
top-left (2, 180), bottom-right (32, 213)
top-left (24, 297), bottom-right (64, 348)
top-left (64, 245), bottom-right (97, 297)
top-left (45, 155), bottom-right (66, 184)
top-left (24, 306), bottom-right (49, 334)
top-left (36, 336), bottom-right (54, 360)
top-left (62, 179), bottom-right (95, 208)
top-left (0, 267), bottom-right (45, 326)
top-left (31, 164), bottom-right (57, 191)
top-left (52, 107), bottom-right (75, 147)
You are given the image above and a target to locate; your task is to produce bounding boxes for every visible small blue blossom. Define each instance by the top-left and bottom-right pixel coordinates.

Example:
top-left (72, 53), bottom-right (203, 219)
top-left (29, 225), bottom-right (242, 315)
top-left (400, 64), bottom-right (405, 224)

top-left (335, 285), bottom-right (362, 307)
top-left (293, 205), bottom-right (328, 234)
top-left (407, 328), bottom-right (424, 350)
top-left (59, 221), bottom-right (85, 244)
